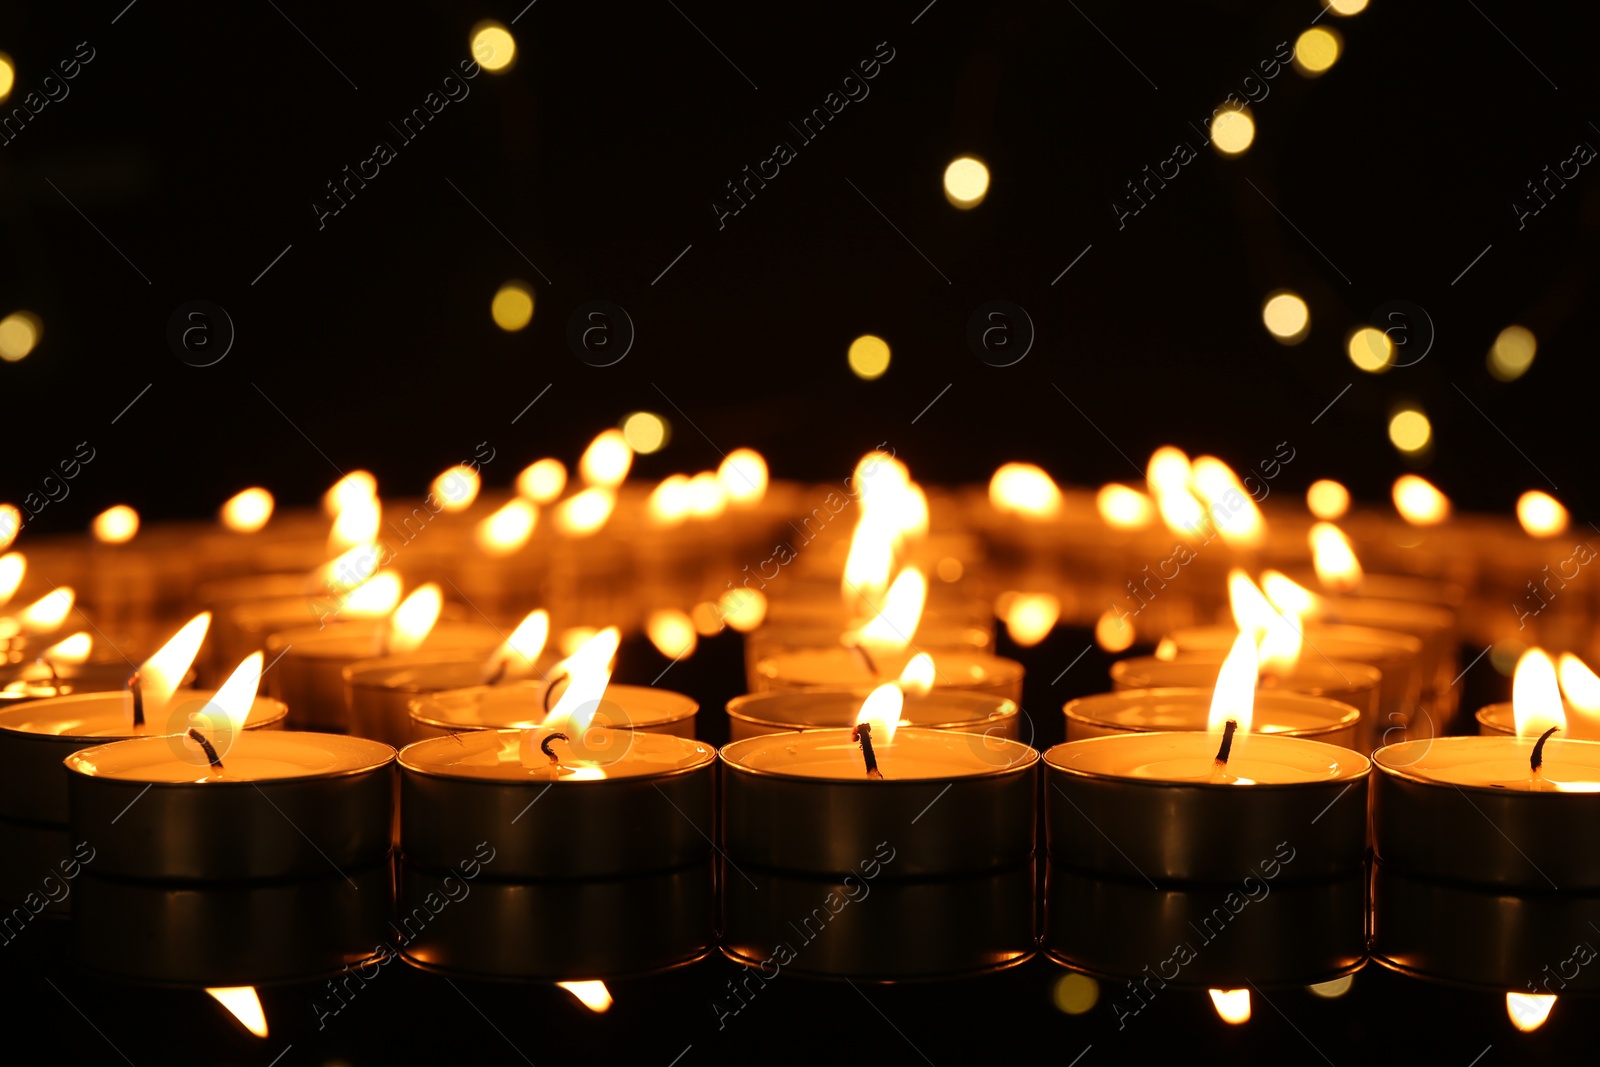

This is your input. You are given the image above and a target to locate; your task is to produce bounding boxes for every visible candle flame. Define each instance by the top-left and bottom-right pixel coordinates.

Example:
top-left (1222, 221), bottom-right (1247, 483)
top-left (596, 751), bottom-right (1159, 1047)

top-left (0, 551), bottom-right (23, 608)
top-left (842, 513), bottom-right (897, 606)
top-left (579, 429), bottom-right (633, 488)
top-left (138, 613), bottom-right (213, 714)
top-left (855, 683), bottom-right (905, 744)
top-left (717, 448), bottom-right (768, 506)
top-left (989, 463), bottom-right (1062, 518)
top-left (1309, 522), bottom-right (1364, 593)
top-left (323, 471), bottom-right (377, 516)
top-left (343, 571), bottom-right (403, 617)
top-left (1147, 446), bottom-right (1208, 537)
top-left (1096, 483), bottom-right (1155, 529)
top-left (1095, 607), bottom-right (1135, 652)
top-left (554, 487), bottom-right (616, 536)
top-left (717, 588), bottom-right (767, 632)
top-left (206, 987), bottom-right (268, 1038)
top-left (21, 587), bottom-right (74, 633)
top-left (91, 505), bottom-right (139, 544)
top-left (856, 568), bottom-right (927, 652)
top-left (1208, 633), bottom-right (1257, 734)
top-left (219, 488), bottom-right (274, 533)
top-left (1393, 474), bottom-right (1450, 525)
top-left (647, 475), bottom-right (693, 526)
top-left (646, 609), bottom-right (697, 660)
top-left (1003, 592), bottom-right (1060, 647)
top-left (1209, 988), bottom-right (1251, 1025)
top-left (1191, 456), bottom-right (1265, 548)
top-left (544, 626), bottom-right (620, 733)
top-left (0, 504), bottom-right (18, 551)
top-left (898, 652), bottom-right (936, 696)
top-left (319, 542), bottom-right (383, 593)
top-left (517, 458), bottom-right (567, 504)
top-left (475, 499), bottom-right (537, 555)
top-left (430, 465), bottom-right (481, 513)
top-left (386, 583), bottom-right (442, 654)
top-left (201, 652), bottom-right (263, 737)
top-left (1516, 491), bottom-right (1568, 538)
top-left (557, 981), bottom-right (613, 1013)
top-left (1228, 571), bottom-right (1302, 675)
top-left (1557, 653), bottom-right (1600, 716)
top-left (42, 632), bottom-right (92, 665)
top-left (485, 609), bottom-right (549, 682)
top-left (1512, 648), bottom-right (1566, 739)
top-left (1305, 479), bottom-right (1350, 520)
top-left (687, 471), bottom-right (729, 519)
top-left (1260, 570), bottom-right (1322, 618)
top-left (1506, 992), bottom-right (1555, 1032)
top-left (559, 627), bottom-right (597, 658)
top-left (328, 493), bottom-right (381, 554)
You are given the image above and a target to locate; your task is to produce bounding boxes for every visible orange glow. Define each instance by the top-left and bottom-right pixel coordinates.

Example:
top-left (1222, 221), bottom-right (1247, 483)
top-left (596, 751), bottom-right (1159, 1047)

top-left (1209, 988), bottom-right (1251, 1024)
top-left (558, 627), bottom-right (598, 658)
top-left (989, 463), bottom-right (1063, 518)
top-left (1097, 484), bottom-right (1156, 529)
top-left (718, 588), bottom-right (767, 632)
top-left (319, 542), bottom-right (382, 592)
top-left (0, 504), bottom-right (18, 550)
top-left (328, 494), bottom-right (381, 554)
top-left (475, 499), bottom-right (537, 555)
top-left (431, 466), bottom-right (481, 513)
top-left (687, 472), bottom-right (729, 519)
top-left (647, 609), bottom-right (698, 660)
top-left (220, 488), bottom-right (274, 533)
top-left (1558, 653), bottom-right (1600, 716)
top-left (557, 981), bottom-right (613, 1013)
top-left (1309, 523), bottom-right (1363, 593)
top-left (857, 569), bottom-right (927, 652)
top-left (555, 488), bottom-right (616, 536)
top-left (691, 602), bottom-right (726, 636)
top-left (647, 475), bottom-right (693, 526)
top-left (323, 471), bottom-right (377, 516)
top-left (41, 632), bottom-right (92, 664)
top-left (206, 987), bottom-right (268, 1038)
top-left (1517, 491), bottom-right (1568, 538)
top-left (92, 505), bottom-right (139, 544)
top-left (898, 652), bottom-right (936, 696)
top-left (579, 430), bottom-right (633, 488)
top-left (718, 449), bottom-right (769, 506)
top-left (1208, 633), bottom-right (1258, 733)
top-left (1507, 992), bottom-right (1556, 1032)
top-left (1147, 446), bottom-right (1208, 537)
top-left (139, 613), bottom-right (212, 714)
top-left (0, 551), bottom-right (23, 607)
top-left (543, 627), bottom-right (620, 732)
top-left (855, 683), bottom-right (905, 744)
top-left (342, 572), bottom-right (403, 617)
top-left (517, 459), bottom-right (567, 504)
top-left (20, 587), bottom-right (74, 634)
top-left (1513, 648), bottom-right (1566, 740)
top-left (1393, 475), bottom-right (1450, 525)
top-left (1095, 607), bottom-right (1135, 652)
top-left (485, 610), bottom-right (549, 683)
top-left (1306, 479), bottom-right (1350, 520)
top-left (1260, 571), bottom-right (1321, 619)
top-left (1191, 457), bottom-right (1265, 548)
top-left (196, 651), bottom-right (264, 737)
top-left (386, 583), bottom-right (442, 655)
top-left (1004, 593), bottom-right (1060, 647)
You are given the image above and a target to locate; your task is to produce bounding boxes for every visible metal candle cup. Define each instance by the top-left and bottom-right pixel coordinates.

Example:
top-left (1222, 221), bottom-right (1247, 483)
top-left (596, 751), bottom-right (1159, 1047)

top-left (1477, 701), bottom-right (1600, 741)
top-left (1045, 733), bottom-right (1370, 882)
top-left (408, 680), bottom-right (698, 740)
top-left (726, 688), bottom-right (1022, 744)
top-left (66, 732), bottom-right (396, 881)
top-left (0, 691), bottom-right (288, 824)
top-left (399, 728), bottom-right (715, 879)
top-left (1111, 654), bottom-right (1381, 722)
top-left (743, 618), bottom-right (993, 693)
top-left (719, 729), bottom-right (1038, 876)
top-left (0, 661), bottom-right (138, 705)
top-left (343, 649), bottom-right (513, 747)
top-left (1064, 688), bottom-right (1361, 750)
top-left (1372, 736), bottom-right (1600, 889)
top-left (752, 646), bottom-right (1023, 702)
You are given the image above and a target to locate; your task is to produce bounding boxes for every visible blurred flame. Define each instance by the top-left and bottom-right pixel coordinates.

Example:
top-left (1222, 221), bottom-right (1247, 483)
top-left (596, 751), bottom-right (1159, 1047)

top-left (718, 448), bottom-right (768, 506)
top-left (343, 572), bottom-right (403, 617)
top-left (1306, 479), bottom-right (1350, 520)
top-left (544, 627), bottom-right (620, 733)
top-left (386, 583), bottom-right (442, 654)
top-left (323, 471), bottom-right (377, 516)
top-left (579, 430), bottom-right (633, 488)
top-left (1154, 636), bottom-right (1178, 660)
top-left (1209, 989), bottom-right (1251, 1025)
top-left (206, 987), bottom-right (268, 1038)
top-left (559, 627), bottom-right (598, 657)
top-left (691, 602), bottom-right (726, 636)
top-left (201, 651), bottom-right (264, 737)
top-left (843, 513), bottom-right (896, 606)
top-left (320, 542), bottom-right (382, 593)
top-left (0, 551), bottom-right (23, 607)
top-left (989, 463), bottom-right (1062, 518)
top-left (1191, 457), bottom-right (1265, 548)
top-left (517, 459), bottom-right (567, 504)
top-left (92, 505), bottom-right (139, 544)
top-left (1309, 523), bottom-right (1364, 593)
top-left (558, 981), bottom-right (613, 1013)
top-left (1517, 491), bottom-right (1568, 538)
top-left (1261, 571), bottom-right (1321, 619)
top-left (555, 488), bottom-right (616, 536)
top-left (1393, 475), bottom-right (1450, 525)
top-left (855, 683), bottom-right (905, 744)
top-left (1557, 653), bottom-right (1600, 716)
top-left (1513, 648), bottom-right (1566, 739)
top-left (646, 609), bottom-right (698, 660)
top-left (476, 499), bottom-right (537, 555)
top-left (1208, 633), bottom-right (1258, 733)
top-left (1004, 593), bottom-right (1060, 647)
top-left (1230, 570), bottom-right (1302, 675)
top-left (328, 494), bottom-right (381, 554)
top-left (220, 488), bottom-right (274, 533)
top-left (139, 613), bottom-right (212, 714)
top-left (647, 475), bottom-right (693, 526)
top-left (21, 587), bottom-right (74, 633)
top-left (41, 632), bottom-right (92, 665)
top-left (857, 569), bottom-right (927, 651)
top-left (687, 472), bottom-right (729, 519)
top-left (431, 465), bottom-right (481, 513)
top-left (485, 610), bottom-right (549, 682)
top-left (898, 652), bottom-right (935, 696)
top-left (0, 504), bottom-right (18, 551)
top-left (1507, 992), bottom-right (1555, 1032)
top-left (1097, 484), bottom-right (1155, 530)
top-left (1147, 447), bottom-right (1208, 537)
top-left (1096, 608), bottom-right (1135, 652)
top-left (718, 588), bottom-right (767, 632)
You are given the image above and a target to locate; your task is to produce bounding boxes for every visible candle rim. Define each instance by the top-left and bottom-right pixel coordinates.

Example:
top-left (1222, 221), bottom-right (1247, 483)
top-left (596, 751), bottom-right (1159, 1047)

top-left (719, 726), bottom-right (1040, 781)
top-left (409, 681), bottom-right (698, 730)
top-left (397, 727), bottom-right (714, 781)
top-left (1065, 687), bottom-right (1361, 739)
top-left (1043, 732), bottom-right (1371, 785)
top-left (342, 649), bottom-right (518, 692)
top-left (1374, 734), bottom-right (1600, 789)
top-left (64, 730), bottom-right (396, 783)
top-left (727, 687), bottom-right (1018, 732)
top-left (0, 692), bottom-right (290, 740)
top-left (265, 621), bottom-right (503, 659)
top-left (754, 647), bottom-right (1025, 684)
top-left (1170, 622), bottom-right (1422, 663)
top-left (1111, 655), bottom-right (1383, 690)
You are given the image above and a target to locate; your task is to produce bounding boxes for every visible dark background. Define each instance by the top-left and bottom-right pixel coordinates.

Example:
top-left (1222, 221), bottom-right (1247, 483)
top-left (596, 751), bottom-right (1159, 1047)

top-left (2, 0), bottom-right (1595, 525)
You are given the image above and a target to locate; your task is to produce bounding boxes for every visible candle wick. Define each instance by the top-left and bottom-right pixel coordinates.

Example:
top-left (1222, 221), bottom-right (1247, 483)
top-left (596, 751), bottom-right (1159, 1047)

top-left (851, 722), bottom-right (884, 780)
top-left (540, 731), bottom-right (568, 766)
top-left (483, 658), bottom-right (508, 687)
top-left (39, 658), bottom-right (62, 694)
top-left (187, 727), bottom-right (225, 770)
top-left (127, 671), bottom-right (145, 728)
top-left (1209, 719), bottom-right (1239, 782)
top-left (850, 642), bottom-right (880, 679)
top-left (1531, 725), bottom-right (1559, 777)
top-left (542, 671), bottom-right (570, 715)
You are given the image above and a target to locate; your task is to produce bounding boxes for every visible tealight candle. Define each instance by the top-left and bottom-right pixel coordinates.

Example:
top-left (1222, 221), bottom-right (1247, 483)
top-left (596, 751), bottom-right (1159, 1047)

top-left (408, 680), bottom-right (698, 741)
top-left (1066, 688), bottom-right (1361, 749)
top-left (1110, 654), bottom-right (1381, 721)
top-left (726, 687), bottom-right (1021, 744)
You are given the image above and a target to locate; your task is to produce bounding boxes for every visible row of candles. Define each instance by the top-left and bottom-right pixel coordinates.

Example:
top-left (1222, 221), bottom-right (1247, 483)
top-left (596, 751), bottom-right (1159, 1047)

top-left (2, 440), bottom-right (1596, 1035)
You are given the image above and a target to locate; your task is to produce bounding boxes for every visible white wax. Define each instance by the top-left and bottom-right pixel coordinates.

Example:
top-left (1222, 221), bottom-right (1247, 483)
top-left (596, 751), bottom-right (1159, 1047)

top-left (414, 682), bottom-right (696, 731)
top-left (1378, 736), bottom-right (1600, 791)
top-left (0, 690), bottom-right (286, 738)
top-left (66, 731), bottom-right (392, 783)
top-left (724, 727), bottom-right (1034, 781)
top-left (401, 727), bottom-right (712, 781)
top-left (1048, 731), bottom-right (1368, 785)
top-left (756, 648), bottom-right (1017, 690)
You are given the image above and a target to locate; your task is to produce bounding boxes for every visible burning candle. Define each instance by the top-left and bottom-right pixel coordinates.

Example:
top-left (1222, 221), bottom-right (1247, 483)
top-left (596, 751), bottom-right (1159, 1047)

top-left (726, 687), bottom-right (1021, 743)
top-left (1478, 650), bottom-right (1600, 740)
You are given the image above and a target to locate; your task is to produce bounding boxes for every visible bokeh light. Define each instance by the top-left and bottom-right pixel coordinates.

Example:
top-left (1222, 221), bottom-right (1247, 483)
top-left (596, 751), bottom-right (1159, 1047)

top-left (0, 54), bottom-right (13, 102)
top-left (848, 334), bottom-right (891, 380)
top-left (1328, 0), bottom-right (1368, 14)
top-left (471, 22), bottom-right (517, 72)
top-left (1488, 325), bottom-right (1537, 381)
top-left (517, 459), bottom-right (566, 503)
top-left (621, 412), bottom-right (669, 454)
top-left (490, 282), bottom-right (534, 331)
top-left (1210, 108), bottom-right (1255, 155)
top-left (1388, 409), bottom-right (1432, 453)
top-left (1347, 326), bottom-right (1391, 372)
top-left (1294, 28), bottom-right (1341, 76)
top-left (1308, 975), bottom-right (1353, 998)
top-left (1095, 607), bottom-right (1134, 652)
top-left (92, 505), bottom-right (140, 544)
top-left (943, 156), bottom-right (990, 208)
top-left (1053, 973), bottom-right (1099, 1014)
top-left (220, 489), bottom-right (275, 533)
top-left (1261, 291), bottom-right (1309, 343)
top-left (0, 311), bottom-right (42, 362)
top-left (1306, 479), bottom-right (1350, 520)
top-left (1516, 490), bottom-right (1568, 538)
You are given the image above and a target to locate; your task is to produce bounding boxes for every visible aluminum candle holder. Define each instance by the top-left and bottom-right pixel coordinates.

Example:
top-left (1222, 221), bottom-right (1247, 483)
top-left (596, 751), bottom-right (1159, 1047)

top-left (1372, 736), bottom-right (1600, 890)
top-left (399, 729), bottom-right (715, 879)
top-left (752, 646), bottom-right (1023, 701)
top-left (726, 688), bottom-right (1022, 744)
top-left (66, 732), bottom-right (396, 881)
top-left (407, 680), bottom-right (697, 741)
top-left (0, 691), bottom-right (288, 824)
top-left (1045, 869), bottom-right (1366, 988)
top-left (1045, 734), bottom-right (1370, 883)
top-left (0, 661), bottom-right (138, 705)
top-left (743, 619), bottom-right (993, 694)
top-left (398, 859), bottom-right (712, 980)
top-left (1065, 688), bottom-right (1362, 749)
top-left (1110, 655), bottom-right (1381, 721)
top-left (1476, 700), bottom-right (1600, 742)
top-left (343, 649), bottom-right (518, 748)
